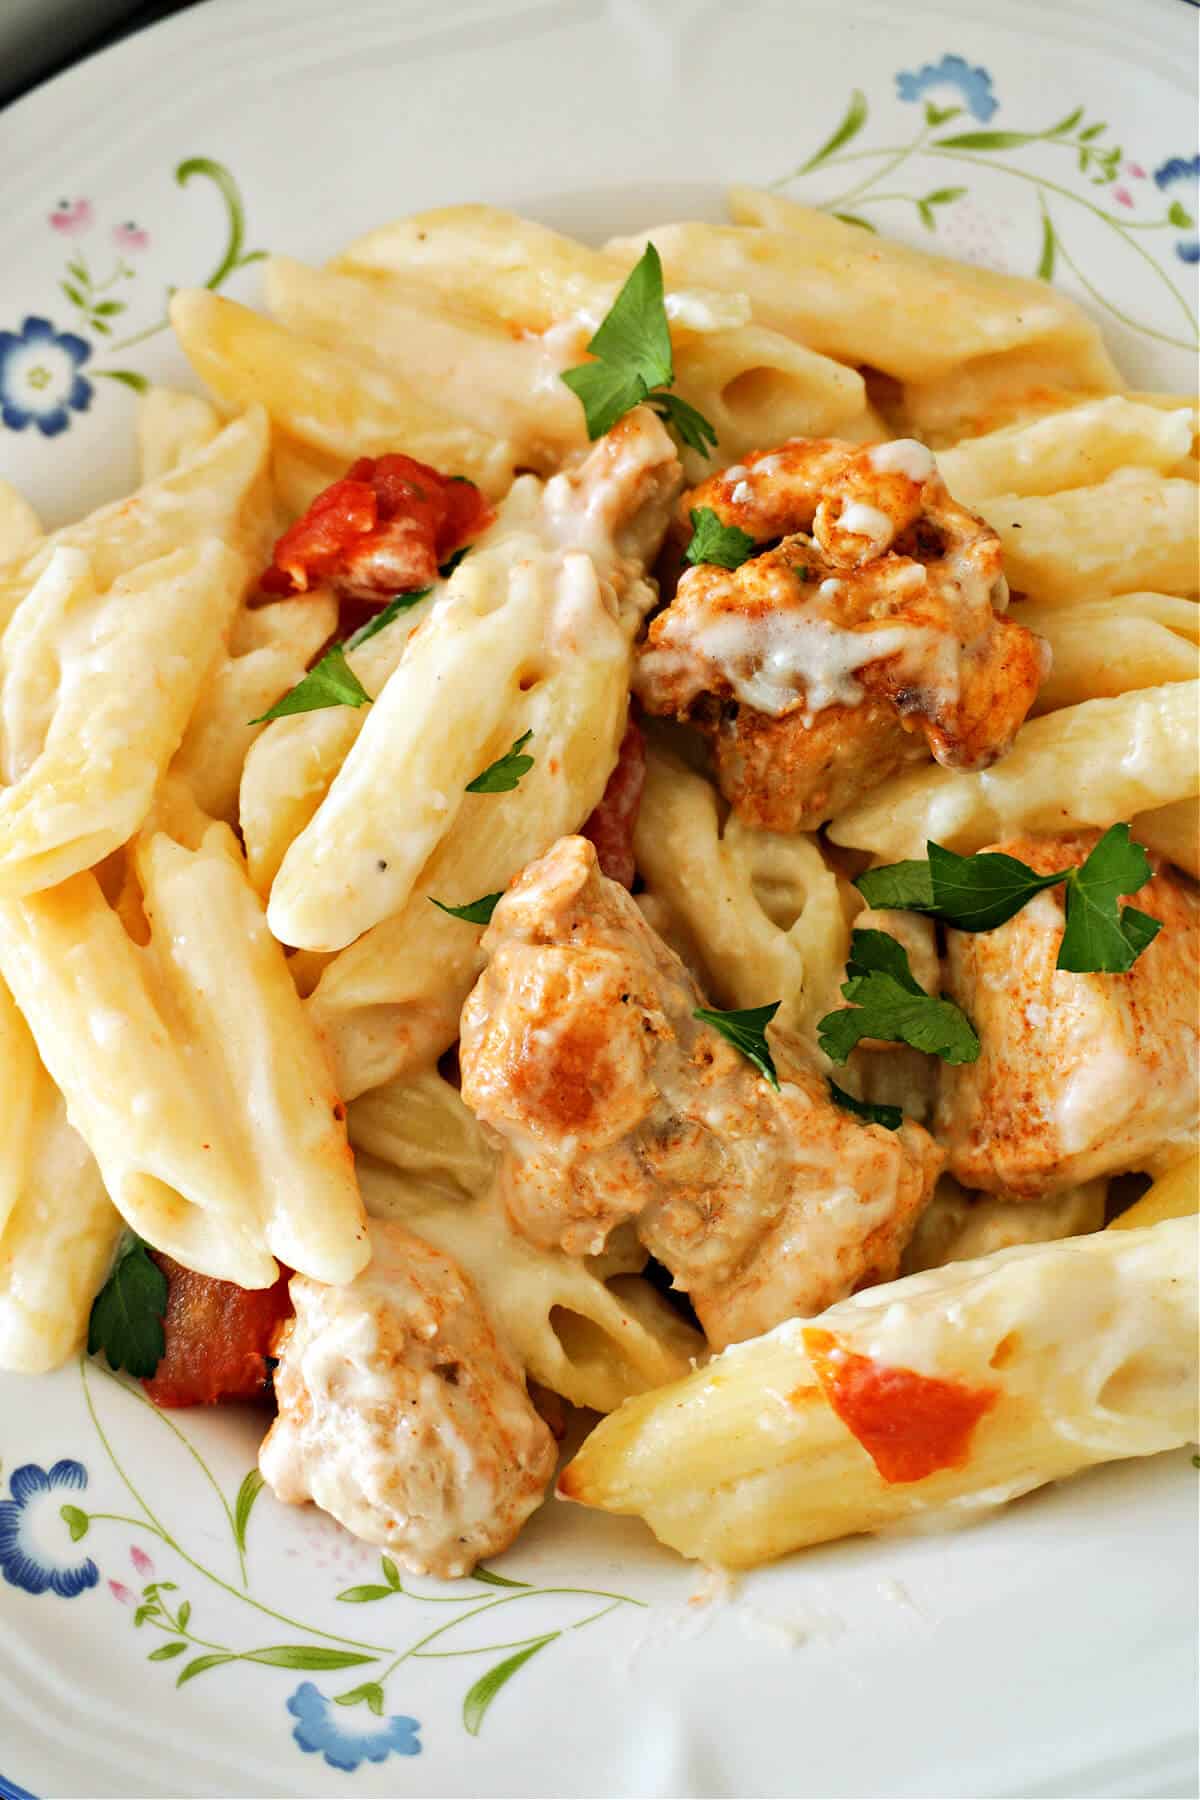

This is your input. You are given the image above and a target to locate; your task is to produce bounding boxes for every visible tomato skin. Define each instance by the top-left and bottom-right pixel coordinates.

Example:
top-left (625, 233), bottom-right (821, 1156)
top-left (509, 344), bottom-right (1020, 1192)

top-left (142, 1252), bottom-right (292, 1409)
top-left (581, 717), bottom-right (646, 890)
top-left (803, 1326), bottom-right (998, 1483)
top-left (260, 455), bottom-right (493, 603)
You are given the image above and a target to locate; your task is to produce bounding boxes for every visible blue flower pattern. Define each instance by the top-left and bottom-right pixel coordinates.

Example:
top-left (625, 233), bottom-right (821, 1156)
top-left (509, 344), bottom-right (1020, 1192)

top-left (287, 1682), bottom-right (421, 1772)
top-left (0, 317), bottom-right (91, 436)
top-left (0, 1461), bottom-right (99, 1598)
top-left (896, 53), bottom-right (997, 122)
top-left (1154, 154), bottom-right (1200, 264)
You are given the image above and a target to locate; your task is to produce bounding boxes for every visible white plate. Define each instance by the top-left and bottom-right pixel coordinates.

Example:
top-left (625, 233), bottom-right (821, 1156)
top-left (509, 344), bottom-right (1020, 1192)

top-left (0, 1), bottom-right (1197, 1794)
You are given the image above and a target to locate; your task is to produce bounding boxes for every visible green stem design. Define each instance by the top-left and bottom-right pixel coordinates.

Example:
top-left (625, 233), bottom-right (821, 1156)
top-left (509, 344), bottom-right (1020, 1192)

top-left (111, 1374), bottom-right (247, 1587)
top-left (106, 155), bottom-right (264, 355)
top-left (372, 1584), bottom-right (644, 1686)
top-left (80, 1356), bottom-right (391, 1655)
top-left (818, 125), bottom-right (931, 211)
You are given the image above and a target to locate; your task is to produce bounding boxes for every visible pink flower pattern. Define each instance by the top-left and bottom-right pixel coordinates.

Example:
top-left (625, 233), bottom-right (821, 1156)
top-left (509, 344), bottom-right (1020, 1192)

top-left (130, 1545), bottom-right (154, 1578)
top-left (49, 199), bottom-right (93, 235)
top-left (1113, 186), bottom-right (1134, 209)
top-left (108, 1578), bottom-right (135, 1605)
top-left (113, 221), bottom-right (150, 253)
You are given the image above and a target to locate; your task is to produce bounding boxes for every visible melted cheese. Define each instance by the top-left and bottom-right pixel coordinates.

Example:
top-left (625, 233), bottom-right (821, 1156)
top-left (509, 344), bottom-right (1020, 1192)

top-left (867, 439), bottom-right (937, 482)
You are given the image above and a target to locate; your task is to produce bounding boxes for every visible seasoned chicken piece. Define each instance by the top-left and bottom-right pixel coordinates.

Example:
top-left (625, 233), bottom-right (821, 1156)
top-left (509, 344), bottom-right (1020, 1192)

top-left (459, 836), bottom-right (942, 1348)
top-left (936, 834), bottom-right (1200, 1197)
top-left (636, 436), bottom-right (1049, 830)
top-left (258, 1220), bottom-right (555, 1577)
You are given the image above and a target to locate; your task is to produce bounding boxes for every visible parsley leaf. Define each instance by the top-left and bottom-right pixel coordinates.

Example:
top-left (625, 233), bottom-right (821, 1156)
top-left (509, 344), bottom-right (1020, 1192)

top-left (430, 891), bottom-right (503, 926)
top-left (693, 1000), bottom-right (781, 1088)
top-left (560, 243), bottom-right (717, 451)
top-left (651, 391), bottom-right (719, 455)
top-left (249, 643), bottom-right (371, 723)
top-left (1057, 825), bottom-right (1162, 972)
top-left (466, 731), bottom-right (534, 794)
top-left (87, 1236), bottom-right (168, 1379)
top-left (560, 361), bottom-right (648, 440)
top-left (856, 826), bottom-right (1161, 972)
top-left (817, 929), bottom-right (980, 1065)
top-left (344, 587), bottom-right (431, 651)
top-left (828, 1080), bottom-right (903, 1131)
top-left (685, 506), bottom-right (756, 570)
top-left (586, 241), bottom-right (673, 387)
top-left (857, 841), bottom-right (1067, 932)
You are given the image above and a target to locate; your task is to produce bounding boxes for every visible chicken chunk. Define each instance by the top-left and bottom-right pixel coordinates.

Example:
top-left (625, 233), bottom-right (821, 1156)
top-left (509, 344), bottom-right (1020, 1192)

top-left (459, 836), bottom-right (942, 1347)
top-left (258, 1220), bottom-right (555, 1577)
top-left (936, 834), bottom-right (1200, 1197)
top-left (635, 436), bottom-right (1049, 830)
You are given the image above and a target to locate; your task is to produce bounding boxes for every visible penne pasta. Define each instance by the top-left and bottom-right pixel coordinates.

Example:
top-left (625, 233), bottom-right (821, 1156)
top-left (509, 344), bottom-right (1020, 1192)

top-left (1016, 593), bottom-right (1199, 713)
top-left (171, 591), bottom-right (338, 826)
top-left (1110, 1154), bottom-right (1198, 1230)
top-left (936, 396), bottom-right (1197, 502)
top-left (903, 1177), bottom-right (1107, 1273)
top-left (671, 323), bottom-right (865, 473)
top-left (136, 385), bottom-right (222, 483)
top-left (0, 976), bottom-right (123, 1373)
top-left (977, 470), bottom-right (1200, 604)
top-left (647, 195), bottom-right (1120, 390)
top-left (333, 203), bottom-right (750, 335)
top-left (560, 1220), bottom-right (1198, 1567)
top-left (0, 479), bottom-right (42, 563)
top-left (1129, 796), bottom-right (1200, 879)
top-left (829, 682), bottom-right (1200, 860)
top-left (633, 742), bottom-right (850, 1041)
top-left (0, 540), bottom-right (246, 895)
top-left (169, 289), bottom-right (517, 499)
top-left (264, 255), bottom-right (587, 470)
top-left (0, 820), bottom-right (368, 1289)
top-left (0, 406), bottom-right (272, 636)
top-left (352, 1098), bottom-right (703, 1413)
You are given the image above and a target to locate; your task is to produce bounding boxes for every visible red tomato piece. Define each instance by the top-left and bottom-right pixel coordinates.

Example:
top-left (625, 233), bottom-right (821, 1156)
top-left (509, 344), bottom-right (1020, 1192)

top-left (142, 1252), bottom-right (292, 1409)
top-left (581, 717), bottom-right (646, 890)
top-left (260, 455), bottom-right (493, 603)
top-left (803, 1326), bottom-right (998, 1484)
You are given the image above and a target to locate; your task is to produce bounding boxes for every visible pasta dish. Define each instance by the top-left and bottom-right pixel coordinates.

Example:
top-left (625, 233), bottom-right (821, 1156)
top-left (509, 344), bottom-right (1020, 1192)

top-left (0, 193), bottom-right (1196, 1578)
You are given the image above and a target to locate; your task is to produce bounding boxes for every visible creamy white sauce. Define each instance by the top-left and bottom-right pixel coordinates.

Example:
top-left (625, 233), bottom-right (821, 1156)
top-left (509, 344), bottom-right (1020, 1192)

top-left (839, 501), bottom-right (894, 544)
top-left (867, 439), bottom-right (937, 482)
top-left (677, 607), bottom-right (936, 716)
top-left (730, 480), bottom-right (753, 506)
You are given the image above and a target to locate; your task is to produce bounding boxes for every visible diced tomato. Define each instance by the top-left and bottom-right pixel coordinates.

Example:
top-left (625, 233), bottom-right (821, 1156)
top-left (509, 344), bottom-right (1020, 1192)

top-left (260, 454), bottom-right (493, 604)
top-left (142, 1252), bottom-right (292, 1409)
top-left (803, 1327), bottom-right (998, 1484)
top-left (581, 716), bottom-right (646, 890)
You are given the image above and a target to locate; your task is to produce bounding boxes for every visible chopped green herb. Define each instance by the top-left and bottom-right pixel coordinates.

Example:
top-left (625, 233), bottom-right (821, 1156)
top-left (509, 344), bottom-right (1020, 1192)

top-left (439, 546), bottom-right (470, 578)
top-left (693, 1000), bottom-right (781, 1088)
top-left (560, 244), bottom-right (717, 452)
top-left (466, 730), bottom-right (534, 795)
top-left (828, 1080), bottom-right (903, 1131)
top-left (794, 564), bottom-right (815, 583)
top-left (817, 929), bottom-right (980, 1066)
top-left (429, 891), bottom-right (503, 925)
top-left (344, 587), bottom-right (431, 651)
top-left (651, 391), bottom-right (719, 455)
top-left (855, 826), bottom-right (1162, 973)
top-left (1057, 826), bottom-right (1162, 972)
top-left (87, 1236), bottom-right (168, 1379)
top-left (685, 506), bottom-right (756, 570)
top-left (249, 643), bottom-right (371, 723)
